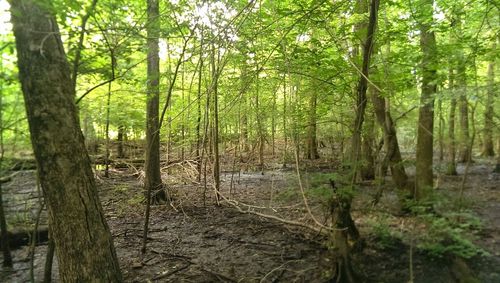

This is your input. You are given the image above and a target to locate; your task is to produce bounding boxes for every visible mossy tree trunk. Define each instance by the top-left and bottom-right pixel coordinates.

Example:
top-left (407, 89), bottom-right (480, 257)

top-left (9, 0), bottom-right (122, 280)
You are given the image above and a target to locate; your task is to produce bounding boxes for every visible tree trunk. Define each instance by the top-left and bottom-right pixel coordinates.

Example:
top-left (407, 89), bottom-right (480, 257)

top-left (256, 65), bottom-right (265, 173)
top-left (305, 90), bottom-right (320, 159)
top-left (196, 34), bottom-right (204, 182)
top-left (494, 136), bottom-right (500, 173)
top-left (457, 52), bottom-right (471, 163)
top-left (144, 0), bottom-right (164, 204)
top-left (414, 0), bottom-right (437, 200)
top-left (447, 67), bottom-right (458, 175)
top-left (482, 42), bottom-right (496, 157)
top-left (360, 110), bottom-right (375, 180)
top-left (370, 88), bottom-right (409, 192)
top-left (0, 183), bottom-right (12, 267)
top-left (240, 64), bottom-right (249, 154)
top-left (282, 69), bottom-right (289, 168)
top-left (142, 0), bottom-right (164, 254)
top-left (104, 80), bottom-right (112, 178)
top-left (350, 0), bottom-right (379, 182)
top-left (211, 44), bottom-right (221, 203)
top-left (438, 98), bottom-right (444, 161)
top-left (117, 125), bottom-right (126, 158)
top-left (10, 0), bottom-right (122, 280)
top-left (43, 234), bottom-right (55, 283)
top-left (0, 82), bottom-right (13, 268)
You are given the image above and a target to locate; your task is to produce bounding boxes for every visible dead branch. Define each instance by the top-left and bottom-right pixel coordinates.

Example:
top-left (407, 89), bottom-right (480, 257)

top-left (218, 192), bottom-right (332, 235)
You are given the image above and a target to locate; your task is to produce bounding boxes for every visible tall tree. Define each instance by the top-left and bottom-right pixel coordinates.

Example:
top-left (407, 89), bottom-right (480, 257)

top-left (447, 67), bottom-right (458, 175)
top-left (305, 89), bottom-right (320, 159)
top-left (144, 0), bottom-right (164, 203)
top-left (482, 41), bottom-right (496, 157)
top-left (142, 0), bottom-right (164, 254)
top-left (9, 0), bottom-right (122, 280)
top-left (414, 0), bottom-right (438, 199)
top-left (350, 0), bottom-right (379, 182)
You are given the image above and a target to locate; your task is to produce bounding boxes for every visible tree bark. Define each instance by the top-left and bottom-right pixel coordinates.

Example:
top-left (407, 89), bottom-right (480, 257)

top-left (457, 52), bottom-right (471, 163)
top-left (211, 44), bottom-right (221, 203)
top-left (350, 0), bottom-right (379, 182)
top-left (415, 0), bottom-right (437, 200)
top-left (482, 42), bottom-right (496, 157)
top-left (447, 67), bottom-right (458, 175)
top-left (0, 82), bottom-right (13, 268)
top-left (144, 0), bottom-right (164, 204)
top-left (196, 34), bottom-right (204, 182)
top-left (9, 0), bottom-right (122, 280)
top-left (0, 183), bottom-right (12, 267)
top-left (370, 88), bottom-right (409, 192)
top-left (305, 89), bottom-right (320, 159)
top-left (142, 0), bottom-right (165, 254)
top-left (117, 125), bottom-right (126, 158)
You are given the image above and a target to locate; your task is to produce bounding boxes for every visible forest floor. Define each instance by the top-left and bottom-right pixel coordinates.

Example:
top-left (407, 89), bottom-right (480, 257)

top-left (1, 157), bottom-right (500, 282)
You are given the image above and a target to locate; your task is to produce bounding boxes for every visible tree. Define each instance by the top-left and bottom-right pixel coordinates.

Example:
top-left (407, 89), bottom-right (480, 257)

top-left (482, 41), bottom-right (496, 157)
top-left (9, 0), bottom-right (122, 280)
top-left (350, 0), bottom-right (379, 182)
top-left (144, 0), bottom-right (164, 204)
top-left (446, 67), bottom-right (458, 175)
top-left (414, 0), bottom-right (438, 200)
top-left (142, 0), bottom-right (165, 254)
top-left (305, 85), bottom-right (320, 160)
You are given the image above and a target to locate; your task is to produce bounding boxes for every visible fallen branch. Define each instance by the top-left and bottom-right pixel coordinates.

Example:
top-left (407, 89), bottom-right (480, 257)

top-left (218, 192), bottom-right (331, 235)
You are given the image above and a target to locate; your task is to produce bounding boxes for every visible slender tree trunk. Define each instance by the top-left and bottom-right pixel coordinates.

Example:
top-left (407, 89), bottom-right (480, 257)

top-left (282, 68), bottom-right (289, 168)
top-left (181, 67), bottom-right (185, 160)
top-left (10, 0), bottom-right (122, 280)
top-left (438, 98), bottom-right (444, 161)
top-left (482, 42), bottom-right (496, 157)
top-left (360, 110), bottom-right (375, 180)
top-left (350, 0), bottom-right (379, 182)
top-left (211, 44), bottom-right (221, 203)
top-left (447, 67), bottom-right (458, 175)
top-left (104, 80), bottom-right (112, 178)
top-left (414, 0), bottom-right (438, 200)
top-left (142, 0), bottom-right (164, 254)
top-left (272, 86), bottom-right (277, 157)
top-left (305, 89), bottom-right (320, 159)
top-left (43, 234), bottom-right (55, 283)
top-left (256, 64), bottom-right (265, 173)
top-left (196, 34), bottom-right (204, 182)
top-left (239, 64), bottom-right (249, 154)
top-left (117, 125), bottom-right (125, 158)
top-left (457, 52), bottom-right (471, 163)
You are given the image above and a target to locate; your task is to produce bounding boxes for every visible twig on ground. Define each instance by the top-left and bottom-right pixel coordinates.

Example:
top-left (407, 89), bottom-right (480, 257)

top-left (218, 191), bottom-right (332, 235)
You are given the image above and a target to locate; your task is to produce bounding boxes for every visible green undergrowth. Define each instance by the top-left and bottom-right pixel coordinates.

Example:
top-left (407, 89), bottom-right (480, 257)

top-left (275, 171), bottom-right (354, 205)
top-left (367, 193), bottom-right (488, 260)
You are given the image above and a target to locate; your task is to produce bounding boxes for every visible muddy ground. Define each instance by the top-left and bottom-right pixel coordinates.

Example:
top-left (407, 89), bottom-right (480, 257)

top-left (1, 158), bottom-right (499, 282)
